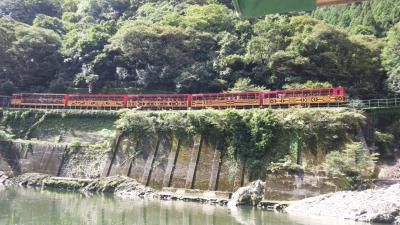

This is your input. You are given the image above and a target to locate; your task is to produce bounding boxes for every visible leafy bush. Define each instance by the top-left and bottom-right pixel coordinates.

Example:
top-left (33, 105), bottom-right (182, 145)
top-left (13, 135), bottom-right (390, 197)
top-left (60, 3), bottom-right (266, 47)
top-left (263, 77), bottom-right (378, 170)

top-left (228, 78), bottom-right (266, 92)
top-left (115, 108), bottom-right (364, 178)
top-left (0, 130), bottom-right (14, 141)
top-left (324, 142), bottom-right (379, 188)
top-left (69, 140), bottom-right (81, 147)
top-left (347, 99), bottom-right (366, 109)
top-left (283, 81), bottom-right (333, 90)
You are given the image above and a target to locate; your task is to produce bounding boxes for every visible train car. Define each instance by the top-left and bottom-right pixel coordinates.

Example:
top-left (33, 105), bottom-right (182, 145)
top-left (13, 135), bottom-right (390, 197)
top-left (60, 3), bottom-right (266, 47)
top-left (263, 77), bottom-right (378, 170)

top-left (262, 87), bottom-right (345, 106)
top-left (7, 87), bottom-right (346, 110)
top-left (127, 94), bottom-right (190, 109)
top-left (66, 94), bottom-right (126, 108)
top-left (0, 96), bottom-right (9, 107)
top-left (191, 92), bottom-right (261, 108)
top-left (10, 93), bottom-right (65, 107)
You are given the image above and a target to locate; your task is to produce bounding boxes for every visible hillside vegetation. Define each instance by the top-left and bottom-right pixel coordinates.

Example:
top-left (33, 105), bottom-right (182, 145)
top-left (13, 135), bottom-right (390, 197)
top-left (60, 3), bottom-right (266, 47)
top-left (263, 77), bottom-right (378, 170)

top-left (0, 0), bottom-right (399, 98)
top-left (1, 108), bottom-right (368, 184)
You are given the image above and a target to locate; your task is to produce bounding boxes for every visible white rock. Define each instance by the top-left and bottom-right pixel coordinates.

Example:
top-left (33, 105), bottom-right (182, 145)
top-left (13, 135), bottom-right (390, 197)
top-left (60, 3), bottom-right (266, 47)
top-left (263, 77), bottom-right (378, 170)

top-left (286, 184), bottom-right (400, 224)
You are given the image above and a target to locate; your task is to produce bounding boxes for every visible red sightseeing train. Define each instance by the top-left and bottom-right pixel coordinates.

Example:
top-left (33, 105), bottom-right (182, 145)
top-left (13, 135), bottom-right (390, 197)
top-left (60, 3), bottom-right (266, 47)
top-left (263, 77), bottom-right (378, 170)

top-left (8, 87), bottom-right (345, 109)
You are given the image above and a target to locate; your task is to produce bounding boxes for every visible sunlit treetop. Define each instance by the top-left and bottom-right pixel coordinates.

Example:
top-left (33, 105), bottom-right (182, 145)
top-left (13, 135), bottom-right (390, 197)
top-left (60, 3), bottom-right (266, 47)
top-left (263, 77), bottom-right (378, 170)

top-left (232, 0), bottom-right (366, 18)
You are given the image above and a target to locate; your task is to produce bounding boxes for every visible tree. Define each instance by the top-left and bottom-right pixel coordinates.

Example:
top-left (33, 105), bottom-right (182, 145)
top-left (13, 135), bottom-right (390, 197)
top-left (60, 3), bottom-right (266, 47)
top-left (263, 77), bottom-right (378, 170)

top-left (135, 2), bottom-right (176, 22)
top-left (33, 14), bottom-right (66, 35)
top-left (164, 3), bottom-right (235, 33)
top-left (108, 20), bottom-right (220, 92)
top-left (0, 18), bottom-right (62, 93)
top-left (283, 81), bottom-right (333, 89)
top-left (76, 0), bottom-right (131, 21)
top-left (228, 78), bottom-right (265, 92)
top-left (312, 0), bottom-right (400, 37)
top-left (382, 22), bottom-right (400, 95)
top-left (324, 142), bottom-right (378, 188)
top-left (245, 16), bottom-right (293, 64)
top-left (0, 0), bottom-right (61, 24)
top-left (74, 64), bottom-right (99, 93)
top-left (62, 20), bottom-right (117, 85)
top-left (274, 17), bottom-right (384, 97)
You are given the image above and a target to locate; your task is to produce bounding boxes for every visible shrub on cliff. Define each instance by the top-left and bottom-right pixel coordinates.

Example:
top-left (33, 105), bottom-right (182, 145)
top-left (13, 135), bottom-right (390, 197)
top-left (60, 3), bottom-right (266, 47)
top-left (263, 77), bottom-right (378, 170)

top-left (116, 108), bottom-right (365, 179)
top-left (0, 130), bottom-right (14, 141)
top-left (324, 142), bottom-right (379, 189)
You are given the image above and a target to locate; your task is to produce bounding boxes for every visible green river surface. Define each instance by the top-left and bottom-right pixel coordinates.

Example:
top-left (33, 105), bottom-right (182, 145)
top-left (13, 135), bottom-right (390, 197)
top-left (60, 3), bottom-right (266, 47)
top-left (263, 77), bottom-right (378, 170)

top-left (0, 187), bottom-right (379, 225)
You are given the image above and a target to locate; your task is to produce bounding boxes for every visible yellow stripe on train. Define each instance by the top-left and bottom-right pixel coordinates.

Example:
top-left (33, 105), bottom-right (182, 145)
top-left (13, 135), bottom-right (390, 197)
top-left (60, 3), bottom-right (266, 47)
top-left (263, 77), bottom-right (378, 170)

top-left (127, 101), bottom-right (189, 107)
top-left (192, 99), bottom-right (259, 107)
top-left (67, 101), bottom-right (124, 107)
top-left (263, 96), bottom-right (345, 105)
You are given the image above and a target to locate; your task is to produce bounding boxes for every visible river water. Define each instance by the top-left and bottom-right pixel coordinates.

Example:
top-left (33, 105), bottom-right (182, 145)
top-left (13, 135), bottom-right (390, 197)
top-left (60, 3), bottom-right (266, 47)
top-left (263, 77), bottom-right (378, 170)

top-left (0, 187), bottom-right (377, 225)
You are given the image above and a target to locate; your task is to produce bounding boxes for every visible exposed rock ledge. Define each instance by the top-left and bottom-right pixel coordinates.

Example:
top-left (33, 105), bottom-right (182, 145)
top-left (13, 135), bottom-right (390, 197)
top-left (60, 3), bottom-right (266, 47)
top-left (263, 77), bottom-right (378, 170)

top-left (0, 173), bottom-right (291, 209)
top-left (3, 173), bottom-right (229, 205)
top-left (286, 184), bottom-right (400, 224)
top-left (7, 173), bottom-right (156, 198)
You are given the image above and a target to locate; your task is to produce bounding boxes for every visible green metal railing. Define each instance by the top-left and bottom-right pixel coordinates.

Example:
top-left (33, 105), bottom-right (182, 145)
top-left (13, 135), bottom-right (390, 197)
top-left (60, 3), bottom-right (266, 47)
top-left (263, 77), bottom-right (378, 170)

top-left (344, 98), bottom-right (400, 109)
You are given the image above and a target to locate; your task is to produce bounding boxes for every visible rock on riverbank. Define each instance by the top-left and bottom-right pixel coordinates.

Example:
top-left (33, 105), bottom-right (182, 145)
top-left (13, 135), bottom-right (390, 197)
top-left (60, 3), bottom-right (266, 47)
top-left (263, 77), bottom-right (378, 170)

top-left (228, 180), bottom-right (265, 207)
top-left (0, 171), bottom-right (9, 185)
top-left (286, 184), bottom-right (400, 224)
top-left (82, 176), bottom-right (155, 198)
top-left (6, 173), bottom-right (156, 198)
top-left (3, 173), bottom-right (230, 204)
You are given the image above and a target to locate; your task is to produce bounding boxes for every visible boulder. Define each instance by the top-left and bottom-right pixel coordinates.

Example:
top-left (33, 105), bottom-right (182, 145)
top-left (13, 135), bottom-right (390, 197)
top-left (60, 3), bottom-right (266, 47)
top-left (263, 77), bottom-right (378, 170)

top-left (395, 216), bottom-right (400, 225)
top-left (228, 180), bottom-right (265, 208)
top-left (0, 171), bottom-right (8, 184)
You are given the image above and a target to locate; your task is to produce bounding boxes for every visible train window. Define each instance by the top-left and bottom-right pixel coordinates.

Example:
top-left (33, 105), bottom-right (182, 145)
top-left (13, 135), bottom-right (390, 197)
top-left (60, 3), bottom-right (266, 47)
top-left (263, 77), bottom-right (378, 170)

top-left (320, 89), bottom-right (329, 96)
top-left (277, 92), bottom-right (285, 98)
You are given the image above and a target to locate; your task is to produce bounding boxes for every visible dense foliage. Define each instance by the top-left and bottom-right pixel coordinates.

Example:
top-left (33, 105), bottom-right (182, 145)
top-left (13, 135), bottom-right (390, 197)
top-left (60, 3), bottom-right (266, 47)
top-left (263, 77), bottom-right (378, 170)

top-left (312, 0), bottom-right (400, 37)
top-left (1, 108), bottom-right (376, 183)
top-left (324, 142), bottom-right (379, 188)
top-left (0, 0), bottom-right (398, 98)
top-left (116, 108), bottom-right (364, 178)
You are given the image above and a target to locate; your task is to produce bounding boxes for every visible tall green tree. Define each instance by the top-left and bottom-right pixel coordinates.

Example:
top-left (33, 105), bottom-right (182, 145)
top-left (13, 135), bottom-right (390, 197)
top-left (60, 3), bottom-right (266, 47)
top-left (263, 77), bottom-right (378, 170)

top-left (0, 0), bottom-right (61, 24)
top-left (108, 20), bottom-right (221, 92)
top-left (0, 18), bottom-right (62, 93)
top-left (382, 22), bottom-right (400, 95)
top-left (312, 0), bottom-right (400, 37)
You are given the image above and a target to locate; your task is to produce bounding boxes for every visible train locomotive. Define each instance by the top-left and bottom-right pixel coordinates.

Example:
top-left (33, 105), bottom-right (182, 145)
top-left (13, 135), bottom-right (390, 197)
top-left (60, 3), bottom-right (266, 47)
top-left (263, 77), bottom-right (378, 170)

top-left (8, 87), bottom-right (345, 110)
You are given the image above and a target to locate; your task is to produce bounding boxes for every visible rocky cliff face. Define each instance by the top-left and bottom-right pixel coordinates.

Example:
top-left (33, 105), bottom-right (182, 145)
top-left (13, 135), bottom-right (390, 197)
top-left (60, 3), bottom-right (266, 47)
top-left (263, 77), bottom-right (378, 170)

top-left (0, 108), bottom-right (370, 197)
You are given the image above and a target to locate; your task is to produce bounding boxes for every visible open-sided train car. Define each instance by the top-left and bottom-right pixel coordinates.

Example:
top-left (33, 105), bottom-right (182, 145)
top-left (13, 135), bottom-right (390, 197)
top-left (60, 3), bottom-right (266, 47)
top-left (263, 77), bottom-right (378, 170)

top-left (127, 94), bottom-right (190, 109)
top-left (66, 94), bottom-right (126, 108)
top-left (10, 93), bottom-right (65, 107)
top-left (191, 92), bottom-right (261, 108)
top-left (0, 96), bottom-right (9, 107)
top-left (262, 87), bottom-right (345, 106)
top-left (9, 87), bottom-right (346, 109)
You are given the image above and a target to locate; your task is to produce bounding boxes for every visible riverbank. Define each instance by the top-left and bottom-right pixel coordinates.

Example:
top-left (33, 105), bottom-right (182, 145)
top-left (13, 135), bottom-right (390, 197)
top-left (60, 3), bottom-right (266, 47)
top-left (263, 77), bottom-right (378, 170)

top-left (1, 172), bottom-right (290, 209)
top-left (3, 172), bottom-right (400, 224)
top-left (286, 184), bottom-right (400, 224)
top-left (1, 187), bottom-right (370, 225)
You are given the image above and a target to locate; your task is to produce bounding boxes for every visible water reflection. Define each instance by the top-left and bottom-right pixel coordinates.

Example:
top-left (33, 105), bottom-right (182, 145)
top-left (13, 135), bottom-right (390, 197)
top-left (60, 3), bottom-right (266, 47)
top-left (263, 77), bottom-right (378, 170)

top-left (0, 188), bottom-right (374, 225)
